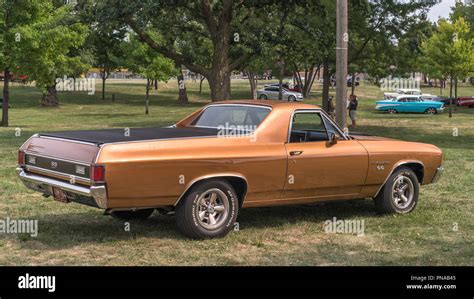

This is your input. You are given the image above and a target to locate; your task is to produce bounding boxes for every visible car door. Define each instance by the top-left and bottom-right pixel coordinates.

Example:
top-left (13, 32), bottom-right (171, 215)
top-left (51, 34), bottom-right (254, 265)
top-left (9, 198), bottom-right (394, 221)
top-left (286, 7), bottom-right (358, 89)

top-left (283, 110), bottom-right (368, 201)
top-left (404, 97), bottom-right (418, 112)
top-left (266, 87), bottom-right (279, 100)
top-left (397, 98), bottom-right (408, 112)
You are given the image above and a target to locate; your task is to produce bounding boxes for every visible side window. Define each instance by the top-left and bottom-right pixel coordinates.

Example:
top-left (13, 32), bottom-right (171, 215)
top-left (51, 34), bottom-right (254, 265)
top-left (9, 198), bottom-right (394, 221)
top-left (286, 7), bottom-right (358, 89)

top-left (322, 115), bottom-right (342, 139)
top-left (290, 112), bottom-right (328, 143)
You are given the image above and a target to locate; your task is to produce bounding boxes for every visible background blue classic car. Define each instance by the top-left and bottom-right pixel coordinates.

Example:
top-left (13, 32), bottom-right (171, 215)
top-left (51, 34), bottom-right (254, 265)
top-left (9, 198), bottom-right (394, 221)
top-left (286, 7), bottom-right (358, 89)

top-left (375, 95), bottom-right (445, 114)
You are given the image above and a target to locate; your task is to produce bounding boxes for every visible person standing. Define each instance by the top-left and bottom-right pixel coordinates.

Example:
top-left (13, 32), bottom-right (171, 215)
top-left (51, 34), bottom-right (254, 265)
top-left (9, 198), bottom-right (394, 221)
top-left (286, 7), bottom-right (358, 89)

top-left (348, 94), bottom-right (358, 129)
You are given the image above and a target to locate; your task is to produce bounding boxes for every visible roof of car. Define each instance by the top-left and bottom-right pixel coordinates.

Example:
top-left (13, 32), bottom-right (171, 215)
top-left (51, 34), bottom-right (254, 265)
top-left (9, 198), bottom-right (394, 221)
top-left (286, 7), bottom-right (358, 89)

top-left (396, 89), bottom-right (421, 92)
top-left (208, 100), bottom-right (320, 110)
top-left (395, 95), bottom-right (421, 99)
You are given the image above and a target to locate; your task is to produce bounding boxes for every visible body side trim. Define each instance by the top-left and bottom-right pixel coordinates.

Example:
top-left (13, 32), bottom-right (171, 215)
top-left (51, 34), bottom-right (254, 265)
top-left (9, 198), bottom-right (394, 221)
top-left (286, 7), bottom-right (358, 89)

top-left (173, 173), bottom-right (249, 207)
top-left (373, 160), bottom-right (425, 198)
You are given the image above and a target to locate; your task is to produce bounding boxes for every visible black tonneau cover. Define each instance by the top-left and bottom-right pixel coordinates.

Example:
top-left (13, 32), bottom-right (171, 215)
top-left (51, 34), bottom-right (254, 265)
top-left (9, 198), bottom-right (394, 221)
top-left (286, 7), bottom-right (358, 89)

top-left (39, 127), bottom-right (219, 145)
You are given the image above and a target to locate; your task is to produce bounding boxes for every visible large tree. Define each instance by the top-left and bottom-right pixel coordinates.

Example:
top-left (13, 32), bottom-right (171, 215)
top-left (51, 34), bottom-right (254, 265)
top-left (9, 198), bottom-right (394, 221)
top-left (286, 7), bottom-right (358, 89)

top-left (421, 18), bottom-right (474, 117)
top-left (0, 0), bottom-right (48, 126)
top-left (101, 0), bottom-right (265, 102)
top-left (14, 2), bottom-right (89, 106)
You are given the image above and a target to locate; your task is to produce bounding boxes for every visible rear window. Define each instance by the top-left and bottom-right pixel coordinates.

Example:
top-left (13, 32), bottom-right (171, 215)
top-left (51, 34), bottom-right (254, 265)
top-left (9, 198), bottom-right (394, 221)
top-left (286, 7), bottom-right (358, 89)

top-left (191, 105), bottom-right (271, 131)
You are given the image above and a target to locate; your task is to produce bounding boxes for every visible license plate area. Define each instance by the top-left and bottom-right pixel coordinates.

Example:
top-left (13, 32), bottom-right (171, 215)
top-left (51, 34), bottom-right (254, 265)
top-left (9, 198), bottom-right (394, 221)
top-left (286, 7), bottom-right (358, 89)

top-left (52, 187), bottom-right (70, 203)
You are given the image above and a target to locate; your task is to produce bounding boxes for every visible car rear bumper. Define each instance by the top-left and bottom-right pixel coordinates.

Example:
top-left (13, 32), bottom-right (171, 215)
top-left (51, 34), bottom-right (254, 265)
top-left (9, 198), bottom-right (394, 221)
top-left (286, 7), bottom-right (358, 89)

top-left (16, 167), bottom-right (107, 209)
top-left (431, 166), bottom-right (444, 183)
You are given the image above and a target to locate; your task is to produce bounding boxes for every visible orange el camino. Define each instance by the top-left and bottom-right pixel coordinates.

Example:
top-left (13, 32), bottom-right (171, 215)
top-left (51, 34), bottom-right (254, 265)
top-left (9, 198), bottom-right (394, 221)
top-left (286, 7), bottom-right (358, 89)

top-left (17, 101), bottom-right (444, 239)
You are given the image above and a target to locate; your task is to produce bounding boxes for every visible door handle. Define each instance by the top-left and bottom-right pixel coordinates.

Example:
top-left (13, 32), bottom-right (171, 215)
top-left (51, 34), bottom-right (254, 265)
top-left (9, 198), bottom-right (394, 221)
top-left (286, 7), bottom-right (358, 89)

top-left (290, 151), bottom-right (304, 156)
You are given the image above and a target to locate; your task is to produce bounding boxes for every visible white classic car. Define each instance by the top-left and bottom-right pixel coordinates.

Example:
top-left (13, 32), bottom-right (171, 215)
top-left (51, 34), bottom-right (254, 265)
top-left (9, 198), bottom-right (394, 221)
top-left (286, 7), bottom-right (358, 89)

top-left (383, 89), bottom-right (435, 100)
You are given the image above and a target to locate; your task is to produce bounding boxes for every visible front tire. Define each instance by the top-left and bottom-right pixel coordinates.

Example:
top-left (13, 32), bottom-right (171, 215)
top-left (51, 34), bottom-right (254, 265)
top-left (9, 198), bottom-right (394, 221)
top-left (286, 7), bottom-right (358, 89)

top-left (388, 108), bottom-right (397, 114)
top-left (110, 209), bottom-right (154, 221)
top-left (175, 180), bottom-right (239, 239)
top-left (259, 94), bottom-right (267, 100)
top-left (288, 95), bottom-right (296, 102)
top-left (374, 167), bottom-right (419, 214)
top-left (426, 107), bottom-right (437, 115)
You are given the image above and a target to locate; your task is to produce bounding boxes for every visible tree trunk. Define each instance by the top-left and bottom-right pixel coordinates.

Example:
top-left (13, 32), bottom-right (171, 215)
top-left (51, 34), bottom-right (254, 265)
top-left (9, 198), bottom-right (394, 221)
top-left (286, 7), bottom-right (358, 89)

top-left (278, 58), bottom-right (284, 101)
top-left (322, 58), bottom-right (330, 112)
top-left (208, 14), bottom-right (232, 102)
top-left (177, 70), bottom-right (189, 104)
top-left (41, 86), bottom-right (59, 107)
top-left (208, 66), bottom-right (231, 102)
top-left (449, 75), bottom-right (453, 118)
top-left (351, 73), bottom-right (356, 96)
top-left (304, 65), bottom-right (319, 98)
top-left (454, 77), bottom-right (458, 112)
top-left (247, 71), bottom-right (257, 100)
top-left (199, 76), bottom-right (205, 95)
top-left (145, 79), bottom-right (150, 115)
top-left (101, 75), bottom-right (106, 101)
top-left (1, 69), bottom-right (10, 127)
top-left (154, 79), bottom-right (158, 90)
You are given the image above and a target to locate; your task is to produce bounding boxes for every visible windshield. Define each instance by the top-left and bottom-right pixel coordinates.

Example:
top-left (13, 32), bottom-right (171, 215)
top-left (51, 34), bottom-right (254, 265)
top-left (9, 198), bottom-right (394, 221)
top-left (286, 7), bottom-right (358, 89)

top-left (191, 105), bottom-right (271, 131)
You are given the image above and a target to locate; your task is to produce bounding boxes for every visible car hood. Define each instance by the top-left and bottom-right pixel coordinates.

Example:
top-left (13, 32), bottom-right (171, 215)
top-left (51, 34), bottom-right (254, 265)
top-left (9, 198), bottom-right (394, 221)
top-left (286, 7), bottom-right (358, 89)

top-left (350, 133), bottom-right (394, 141)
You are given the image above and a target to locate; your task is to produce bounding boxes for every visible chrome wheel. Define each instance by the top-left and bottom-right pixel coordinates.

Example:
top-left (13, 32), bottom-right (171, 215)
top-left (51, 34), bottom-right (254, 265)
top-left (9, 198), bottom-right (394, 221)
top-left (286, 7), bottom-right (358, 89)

top-left (388, 109), bottom-right (397, 114)
top-left (195, 188), bottom-right (229, 230)
top-left (259, 94), bottom-right (267, 100)
top-left (426, 108), bottom-right (436, 115)
top-left (391, 175), bottom-right (414, 210)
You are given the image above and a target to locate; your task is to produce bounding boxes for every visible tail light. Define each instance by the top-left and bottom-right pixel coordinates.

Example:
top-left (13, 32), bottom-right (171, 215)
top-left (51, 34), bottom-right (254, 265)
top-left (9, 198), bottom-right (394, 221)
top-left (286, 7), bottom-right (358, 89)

top-left (90, 164), bottom-right (105, 183)
top-left (18, 151), bottom-right (25, 165)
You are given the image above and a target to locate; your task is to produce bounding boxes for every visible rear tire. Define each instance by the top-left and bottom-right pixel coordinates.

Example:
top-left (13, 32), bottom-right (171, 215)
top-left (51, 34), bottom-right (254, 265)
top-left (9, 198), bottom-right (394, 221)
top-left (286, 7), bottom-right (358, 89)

top-left (388, 108), bottom-right (397, 114)
top-left (374, 167), bottom-right (419, 214)
top-left (110, 209), bottom-right (154, 221)
top-left (175, 180), bottom-right (239, 239)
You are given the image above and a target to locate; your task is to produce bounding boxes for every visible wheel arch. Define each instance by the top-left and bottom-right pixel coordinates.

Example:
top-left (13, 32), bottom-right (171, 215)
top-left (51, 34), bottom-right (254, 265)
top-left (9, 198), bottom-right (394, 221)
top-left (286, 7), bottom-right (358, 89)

top-left (174, 173), bottom-right (248, 208)
top-left (374, 160), bottom-right (424, 198)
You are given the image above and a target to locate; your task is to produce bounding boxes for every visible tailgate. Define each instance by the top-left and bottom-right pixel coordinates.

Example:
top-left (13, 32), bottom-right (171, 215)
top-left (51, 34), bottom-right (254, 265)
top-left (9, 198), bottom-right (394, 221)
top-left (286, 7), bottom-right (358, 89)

top-left (19, 136), bottom-right (100, 185)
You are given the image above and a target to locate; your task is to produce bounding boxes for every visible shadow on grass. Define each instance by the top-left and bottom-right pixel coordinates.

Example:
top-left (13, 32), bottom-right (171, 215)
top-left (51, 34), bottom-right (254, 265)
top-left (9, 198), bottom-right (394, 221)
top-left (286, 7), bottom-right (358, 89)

top-left (25, 199), bottom-right (376, 249)
top-left (354, 125), bottom-right (473, 150)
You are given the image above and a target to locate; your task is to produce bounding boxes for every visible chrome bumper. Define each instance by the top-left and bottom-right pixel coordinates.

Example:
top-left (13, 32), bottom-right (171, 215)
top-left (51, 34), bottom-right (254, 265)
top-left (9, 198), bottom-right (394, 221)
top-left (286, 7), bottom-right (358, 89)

top-left (437, 107), bottom-right (446, 113)
top-left (16, 167), bottom-right (107, 209)
top-left (431, 166), bottom-right (444, 183)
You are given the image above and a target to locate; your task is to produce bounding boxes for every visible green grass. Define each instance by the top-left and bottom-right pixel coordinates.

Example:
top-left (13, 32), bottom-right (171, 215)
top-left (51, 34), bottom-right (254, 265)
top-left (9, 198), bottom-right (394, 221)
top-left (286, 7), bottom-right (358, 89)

top-left (0, 79), bottom-right (472, 266)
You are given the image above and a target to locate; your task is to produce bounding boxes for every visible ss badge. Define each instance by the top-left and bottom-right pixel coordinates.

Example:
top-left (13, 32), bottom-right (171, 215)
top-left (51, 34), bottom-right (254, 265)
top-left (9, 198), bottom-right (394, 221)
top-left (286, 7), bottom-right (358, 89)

top-left (51, 161), bottom-right (58, 169)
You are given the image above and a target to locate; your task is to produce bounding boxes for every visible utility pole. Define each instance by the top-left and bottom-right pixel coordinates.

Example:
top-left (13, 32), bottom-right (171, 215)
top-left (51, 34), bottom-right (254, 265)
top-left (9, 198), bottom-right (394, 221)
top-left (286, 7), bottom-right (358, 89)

top-left (336, 0), bottom-right (348, 130)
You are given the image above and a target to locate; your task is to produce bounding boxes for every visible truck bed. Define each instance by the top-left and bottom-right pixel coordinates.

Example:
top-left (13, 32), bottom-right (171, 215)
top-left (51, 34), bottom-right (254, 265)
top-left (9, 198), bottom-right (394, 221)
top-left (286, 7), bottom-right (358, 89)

top-left (39, 127), bottom-right (219, 145)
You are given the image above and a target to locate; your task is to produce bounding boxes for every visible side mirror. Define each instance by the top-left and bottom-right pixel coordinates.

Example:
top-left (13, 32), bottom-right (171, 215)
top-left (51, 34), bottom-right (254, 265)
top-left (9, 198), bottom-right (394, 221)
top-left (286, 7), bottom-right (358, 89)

top-left (327, 132), bottom-right (338, 146)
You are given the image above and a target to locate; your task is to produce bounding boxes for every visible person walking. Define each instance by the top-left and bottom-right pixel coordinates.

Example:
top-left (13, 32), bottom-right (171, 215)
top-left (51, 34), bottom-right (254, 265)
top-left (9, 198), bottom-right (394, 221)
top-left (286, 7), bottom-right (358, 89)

top-left (348, 94), bottom-right (358, 129)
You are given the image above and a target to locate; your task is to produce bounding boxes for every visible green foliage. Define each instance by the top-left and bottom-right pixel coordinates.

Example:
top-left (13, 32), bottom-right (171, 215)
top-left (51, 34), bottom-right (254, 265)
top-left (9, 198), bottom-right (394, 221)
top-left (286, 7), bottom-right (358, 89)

top-left (421, 18), bottom-right (474, 81)
top-left (124, 35), bottom-right (178, 82)
top-left (13, 3), bottom-right (89, 89)
top-left (450, 1), bottom-right (474, 39)
top-left (0, 0), bottom-right (51, 72)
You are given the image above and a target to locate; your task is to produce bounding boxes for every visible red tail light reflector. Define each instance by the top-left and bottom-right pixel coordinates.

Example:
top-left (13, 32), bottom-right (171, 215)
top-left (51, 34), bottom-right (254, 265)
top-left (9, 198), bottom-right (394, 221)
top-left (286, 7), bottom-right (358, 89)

top-left (18, 151), bottom-right (25, 165)
top-left (91, 165), bottom-right (105, 183)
